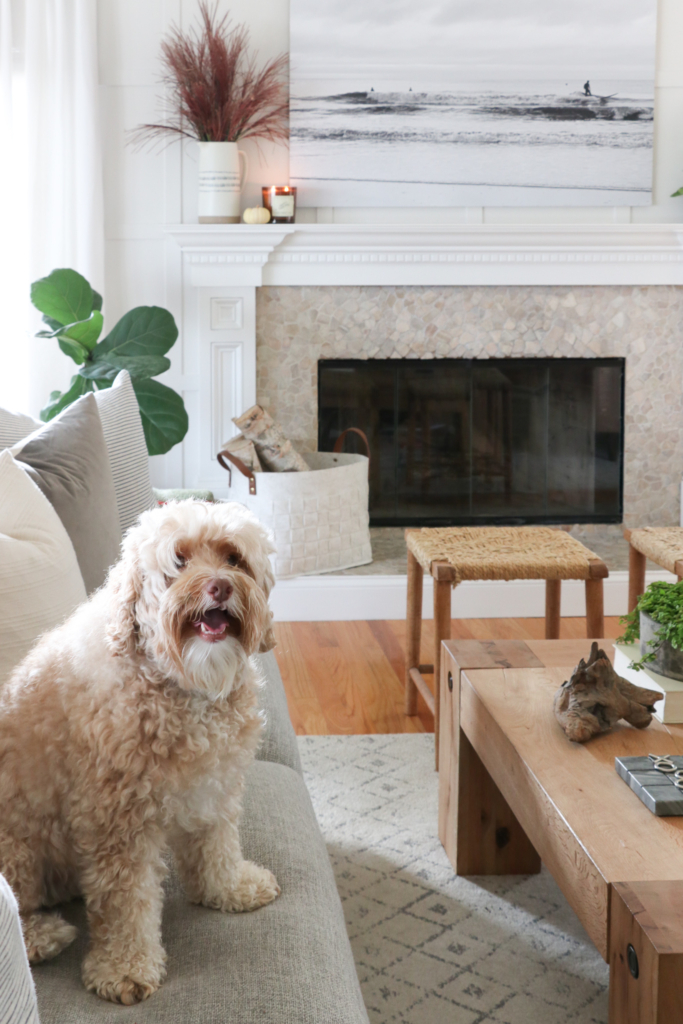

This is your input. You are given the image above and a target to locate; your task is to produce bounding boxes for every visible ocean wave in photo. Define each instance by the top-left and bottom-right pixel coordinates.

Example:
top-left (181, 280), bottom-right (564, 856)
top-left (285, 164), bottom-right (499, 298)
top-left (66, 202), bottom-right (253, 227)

top-left (289, 78), bottom-right (654, 205)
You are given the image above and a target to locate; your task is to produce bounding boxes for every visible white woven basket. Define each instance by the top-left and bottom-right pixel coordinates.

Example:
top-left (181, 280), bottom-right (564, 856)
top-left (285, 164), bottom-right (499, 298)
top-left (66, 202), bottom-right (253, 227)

top-left (218, 448), bottom-right (372, 579)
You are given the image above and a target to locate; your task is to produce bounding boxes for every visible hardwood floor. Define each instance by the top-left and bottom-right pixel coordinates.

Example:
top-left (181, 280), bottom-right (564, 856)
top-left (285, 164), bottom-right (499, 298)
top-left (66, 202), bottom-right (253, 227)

top-left (273, 616), bottom-right (624, 736)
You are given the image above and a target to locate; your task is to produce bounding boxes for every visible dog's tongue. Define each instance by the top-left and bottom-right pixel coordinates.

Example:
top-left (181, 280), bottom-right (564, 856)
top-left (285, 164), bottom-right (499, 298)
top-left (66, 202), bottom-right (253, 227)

top-left (201, 609), bottom-right (229, 631)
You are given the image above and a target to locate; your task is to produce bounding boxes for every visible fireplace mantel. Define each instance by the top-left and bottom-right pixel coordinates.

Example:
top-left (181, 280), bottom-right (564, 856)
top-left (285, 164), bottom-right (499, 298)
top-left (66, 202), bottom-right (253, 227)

top-left (166, 222), bottom-right (683, 497)
top-left (169, 222), bottom-right (683, 288)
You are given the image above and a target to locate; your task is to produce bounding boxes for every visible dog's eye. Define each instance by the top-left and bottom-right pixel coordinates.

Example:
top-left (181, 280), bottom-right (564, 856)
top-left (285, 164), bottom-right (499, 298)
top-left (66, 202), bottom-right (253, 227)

top-left (175, 552), bottom-right (187, 570)
top-left (227, 554), bottom-right (239, 567)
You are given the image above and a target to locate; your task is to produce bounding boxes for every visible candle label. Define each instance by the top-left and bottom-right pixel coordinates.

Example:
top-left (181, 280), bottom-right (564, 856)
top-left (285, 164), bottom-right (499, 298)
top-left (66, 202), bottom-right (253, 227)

top-left (271, 194), bottom-right (295, 218)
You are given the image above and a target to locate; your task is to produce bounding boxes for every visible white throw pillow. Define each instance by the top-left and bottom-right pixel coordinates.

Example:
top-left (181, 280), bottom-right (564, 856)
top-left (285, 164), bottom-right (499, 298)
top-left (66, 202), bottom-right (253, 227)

top-left (0, 370), bottom-right (155, 537)
top-left (0, 450), bottom-right (87, 684)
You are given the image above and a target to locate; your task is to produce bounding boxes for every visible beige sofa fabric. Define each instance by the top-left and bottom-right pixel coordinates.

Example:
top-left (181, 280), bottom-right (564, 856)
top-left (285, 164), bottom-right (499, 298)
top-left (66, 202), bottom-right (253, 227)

top-left (0, 450), bottom-right (87, 683)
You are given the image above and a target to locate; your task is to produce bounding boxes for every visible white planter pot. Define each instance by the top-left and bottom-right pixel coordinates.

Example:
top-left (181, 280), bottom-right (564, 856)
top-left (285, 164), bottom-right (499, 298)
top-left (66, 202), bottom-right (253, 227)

top-left (197, 142), bottom-right (248, 224)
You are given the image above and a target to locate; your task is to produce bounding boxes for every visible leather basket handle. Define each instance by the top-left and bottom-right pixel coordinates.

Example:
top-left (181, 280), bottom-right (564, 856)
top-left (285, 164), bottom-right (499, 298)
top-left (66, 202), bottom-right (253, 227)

top-left (217, 450), bottom-right (257, 495)
top-left (332, 428), bottom-right (371, 465)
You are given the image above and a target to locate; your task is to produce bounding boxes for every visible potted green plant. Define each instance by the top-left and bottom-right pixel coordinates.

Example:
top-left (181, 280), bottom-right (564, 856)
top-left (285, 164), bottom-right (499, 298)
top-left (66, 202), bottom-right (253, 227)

top-left (618, 579), bottom-right (683, 679)
top-left (131, 2), bottom-right (288, 223)
top-left (31, 267), bottom-right (188, 456)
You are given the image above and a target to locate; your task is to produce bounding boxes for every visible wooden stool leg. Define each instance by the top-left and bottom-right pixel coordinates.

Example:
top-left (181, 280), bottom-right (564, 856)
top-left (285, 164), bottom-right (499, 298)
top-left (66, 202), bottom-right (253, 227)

top-left (433, 576), bottom-right (452, 771)
top-left (405, 550), bottom-right (423, 716)
top-left (609, 881), bottom-right (683, 1023)
top-left (585, 578), bottom-right (604, 638)
top-left (628, 544), bottom-right (647, 614)
top-left (545, 579), bottom-right (561, 639)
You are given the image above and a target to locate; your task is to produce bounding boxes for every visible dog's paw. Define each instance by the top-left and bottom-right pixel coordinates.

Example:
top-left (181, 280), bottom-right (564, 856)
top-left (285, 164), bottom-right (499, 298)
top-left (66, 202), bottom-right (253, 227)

top-left (214, 861), bottom-right (281, 913)
top-left (82, 952), bottom-right (166, 1005)
top-left (23, 912), bottom-right (77, 963)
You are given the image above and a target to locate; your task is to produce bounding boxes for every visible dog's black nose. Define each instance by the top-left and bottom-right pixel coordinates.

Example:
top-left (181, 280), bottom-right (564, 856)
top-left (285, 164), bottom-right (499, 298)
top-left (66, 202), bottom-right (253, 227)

top-left (206, 579), bottom-right (233, 603)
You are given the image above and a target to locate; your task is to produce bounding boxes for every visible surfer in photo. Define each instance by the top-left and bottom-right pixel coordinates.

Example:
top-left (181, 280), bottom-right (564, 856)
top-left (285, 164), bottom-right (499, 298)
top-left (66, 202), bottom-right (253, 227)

top-left (583, 80), bottom-right (592, 96)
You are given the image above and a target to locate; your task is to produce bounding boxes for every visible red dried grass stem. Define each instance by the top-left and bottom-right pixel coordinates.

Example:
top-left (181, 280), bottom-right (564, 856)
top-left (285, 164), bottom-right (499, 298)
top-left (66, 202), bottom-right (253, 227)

top-left (131, 2), bottom-right (288, 147)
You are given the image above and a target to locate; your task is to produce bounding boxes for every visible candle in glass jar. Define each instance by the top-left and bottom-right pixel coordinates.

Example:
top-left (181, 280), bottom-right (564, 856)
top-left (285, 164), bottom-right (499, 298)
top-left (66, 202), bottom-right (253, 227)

top-left (262, 186), bottom-right (297, 224)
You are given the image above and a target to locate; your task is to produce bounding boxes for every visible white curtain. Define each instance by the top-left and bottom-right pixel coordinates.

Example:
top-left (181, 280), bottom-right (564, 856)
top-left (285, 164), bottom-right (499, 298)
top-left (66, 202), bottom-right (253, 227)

top-left (0, 0), bottom-right (104, 417)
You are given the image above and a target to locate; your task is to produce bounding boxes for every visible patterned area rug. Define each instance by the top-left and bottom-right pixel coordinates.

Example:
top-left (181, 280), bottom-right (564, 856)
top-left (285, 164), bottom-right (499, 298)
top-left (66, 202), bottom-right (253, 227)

top-left (298, 734), bottom-right (608, 1024)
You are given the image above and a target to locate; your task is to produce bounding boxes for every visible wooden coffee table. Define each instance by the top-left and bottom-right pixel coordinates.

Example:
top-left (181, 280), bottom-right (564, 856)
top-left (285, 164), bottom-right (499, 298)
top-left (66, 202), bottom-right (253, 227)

top-left (438, 639), bottom-right (683, 1024)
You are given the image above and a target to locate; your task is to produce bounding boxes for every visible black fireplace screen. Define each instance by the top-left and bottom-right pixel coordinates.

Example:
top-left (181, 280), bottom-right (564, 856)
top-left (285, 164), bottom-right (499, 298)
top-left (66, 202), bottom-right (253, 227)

top-left (318, 358), bottom-right (624, 527)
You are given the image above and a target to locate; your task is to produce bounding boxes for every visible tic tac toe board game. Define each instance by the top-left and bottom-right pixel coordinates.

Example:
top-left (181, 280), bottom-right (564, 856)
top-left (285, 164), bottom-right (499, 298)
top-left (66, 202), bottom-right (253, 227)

top-left (615, 755), bottom-right (683, 816)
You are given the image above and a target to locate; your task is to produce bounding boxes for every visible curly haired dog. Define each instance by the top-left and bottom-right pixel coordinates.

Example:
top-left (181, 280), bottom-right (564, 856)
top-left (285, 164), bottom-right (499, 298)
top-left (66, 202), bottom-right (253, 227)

top-left (0, 499), bottom-right (280, 1005)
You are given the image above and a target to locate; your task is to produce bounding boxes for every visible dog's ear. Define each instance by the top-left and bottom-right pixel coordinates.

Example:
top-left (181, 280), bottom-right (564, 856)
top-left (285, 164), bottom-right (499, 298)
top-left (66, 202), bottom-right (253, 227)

top-left (105, 543), bottom-right (143, 657)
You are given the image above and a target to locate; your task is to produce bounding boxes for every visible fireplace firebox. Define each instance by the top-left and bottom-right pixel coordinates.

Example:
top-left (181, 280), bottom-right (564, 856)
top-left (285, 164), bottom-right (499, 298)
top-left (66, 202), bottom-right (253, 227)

top-left (318, 358), bottom-right (624, 527)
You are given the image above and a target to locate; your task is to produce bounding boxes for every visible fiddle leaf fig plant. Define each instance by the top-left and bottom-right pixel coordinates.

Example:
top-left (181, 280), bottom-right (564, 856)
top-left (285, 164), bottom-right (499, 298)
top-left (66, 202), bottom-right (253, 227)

top-left (31, 268), bottom-right (188, 456)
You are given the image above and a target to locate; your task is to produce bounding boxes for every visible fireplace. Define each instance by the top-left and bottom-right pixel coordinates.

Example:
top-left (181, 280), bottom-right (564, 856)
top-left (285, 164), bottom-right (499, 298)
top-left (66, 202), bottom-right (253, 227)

top-left (318, 357), bottom-right (624, 527)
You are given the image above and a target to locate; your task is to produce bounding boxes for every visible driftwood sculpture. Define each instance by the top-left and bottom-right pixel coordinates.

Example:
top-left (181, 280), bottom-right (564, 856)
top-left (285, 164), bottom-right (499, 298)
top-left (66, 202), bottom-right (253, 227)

top-left (553, 642), bottom-right (663, 743)
top-left (233, 405), bottom-right (308, 473)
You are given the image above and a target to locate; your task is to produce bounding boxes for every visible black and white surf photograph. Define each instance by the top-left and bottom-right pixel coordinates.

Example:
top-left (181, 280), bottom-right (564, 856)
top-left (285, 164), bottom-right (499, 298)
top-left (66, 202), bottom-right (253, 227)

top-left (289, 0), bottom-right (656, 207)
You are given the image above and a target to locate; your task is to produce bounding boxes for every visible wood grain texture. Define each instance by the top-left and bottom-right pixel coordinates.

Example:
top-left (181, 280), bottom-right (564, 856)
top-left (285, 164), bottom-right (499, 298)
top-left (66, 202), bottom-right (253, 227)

top-left (610, 881), bottom-right (683, 1024)
top-left (405, 549), bottom-right (423, 716)
top-left (628, 543), bottom-right (648, 615)
top-left (459, 669), bottom-right (611, 958)
top-left (433, 578), bottom-right (452, 768)
top-left (273, 617), bottom-right (624, 736)
top-left (456, 729), bottom-right (542, 876)
top-left (585, 578), bottom-right (605, 638)
top-left (545, 579), bottom-right (562, 639)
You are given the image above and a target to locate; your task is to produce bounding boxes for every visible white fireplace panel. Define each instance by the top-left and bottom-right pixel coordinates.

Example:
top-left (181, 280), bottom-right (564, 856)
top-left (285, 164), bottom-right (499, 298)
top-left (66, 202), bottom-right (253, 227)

top-left (197, 286), bottom-right (256, 493)
top-left (212, 344), bottom-right (242, 453)
top-left (211, 297), bottom-right (243, 330)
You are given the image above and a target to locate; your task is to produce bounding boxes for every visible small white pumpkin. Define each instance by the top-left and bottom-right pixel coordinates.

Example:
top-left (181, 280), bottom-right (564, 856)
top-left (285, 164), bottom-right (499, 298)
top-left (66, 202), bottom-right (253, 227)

top-left (242, 207), bottom-right (271, 225)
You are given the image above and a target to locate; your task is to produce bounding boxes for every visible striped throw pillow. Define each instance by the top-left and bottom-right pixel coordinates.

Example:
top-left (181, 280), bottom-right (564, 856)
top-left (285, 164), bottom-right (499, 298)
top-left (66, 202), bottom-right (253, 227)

top-left (0, 875), bottom-right (40, 1024)
top-left (94, 371), bottom-right (156, 535)
top-left (0, 371), bottom-right (155, 537)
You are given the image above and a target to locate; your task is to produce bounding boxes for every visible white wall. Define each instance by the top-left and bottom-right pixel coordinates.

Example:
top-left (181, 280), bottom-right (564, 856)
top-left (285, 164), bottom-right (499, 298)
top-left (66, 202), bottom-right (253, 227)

top-left (98, 0), bottom-right (683, 487)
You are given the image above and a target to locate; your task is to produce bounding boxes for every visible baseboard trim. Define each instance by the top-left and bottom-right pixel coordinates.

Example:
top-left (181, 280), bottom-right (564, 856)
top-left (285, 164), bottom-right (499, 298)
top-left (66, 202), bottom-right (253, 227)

top-left (270, 569), bottom-right (676, 622)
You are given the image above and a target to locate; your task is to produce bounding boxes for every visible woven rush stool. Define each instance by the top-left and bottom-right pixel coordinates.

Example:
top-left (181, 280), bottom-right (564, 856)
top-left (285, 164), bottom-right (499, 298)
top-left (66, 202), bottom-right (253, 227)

top-left (624, 527), bottom-right (683, 612)
top-left (405, 526), bottom-right (609, 768)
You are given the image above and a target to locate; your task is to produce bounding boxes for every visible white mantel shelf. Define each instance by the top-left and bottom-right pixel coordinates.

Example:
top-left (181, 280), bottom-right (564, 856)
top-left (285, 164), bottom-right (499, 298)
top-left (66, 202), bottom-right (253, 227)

top-left (168, 223), bottom-right (683, 287)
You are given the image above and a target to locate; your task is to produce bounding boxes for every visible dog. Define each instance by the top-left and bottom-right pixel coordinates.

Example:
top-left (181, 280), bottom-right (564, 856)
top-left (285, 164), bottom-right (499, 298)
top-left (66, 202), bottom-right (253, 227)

top-left (0, 499), bottom-right (280, 1005)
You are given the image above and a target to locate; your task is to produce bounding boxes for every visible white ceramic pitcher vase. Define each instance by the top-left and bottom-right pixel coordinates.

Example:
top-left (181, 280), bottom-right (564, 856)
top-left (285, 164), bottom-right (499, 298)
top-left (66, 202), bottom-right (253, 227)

top-left (198, 142), bottom-right (248, 223)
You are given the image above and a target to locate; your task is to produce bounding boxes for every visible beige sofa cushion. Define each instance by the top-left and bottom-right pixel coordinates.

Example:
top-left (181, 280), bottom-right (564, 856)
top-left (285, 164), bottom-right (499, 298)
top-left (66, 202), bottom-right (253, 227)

top-left (0, 450), bottom-right (86, 683)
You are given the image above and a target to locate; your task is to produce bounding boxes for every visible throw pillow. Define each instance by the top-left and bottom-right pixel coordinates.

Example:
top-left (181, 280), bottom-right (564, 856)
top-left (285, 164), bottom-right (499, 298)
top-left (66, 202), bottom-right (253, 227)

top-left (0, 407), bottom-right (41, 448)
top-left (11, 394), bottom-right (122, 594)
top-left (0, 450), bottom-right (86, 683)
top-left (94, 371), bottom-right (156, 534)
top-left (0, 370), bottom-right (156, 538)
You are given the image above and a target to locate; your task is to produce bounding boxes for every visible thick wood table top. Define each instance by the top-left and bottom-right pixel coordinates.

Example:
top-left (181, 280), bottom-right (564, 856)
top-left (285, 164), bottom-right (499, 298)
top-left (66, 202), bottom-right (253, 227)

top-left (447, 638), bottom-right (683, 887)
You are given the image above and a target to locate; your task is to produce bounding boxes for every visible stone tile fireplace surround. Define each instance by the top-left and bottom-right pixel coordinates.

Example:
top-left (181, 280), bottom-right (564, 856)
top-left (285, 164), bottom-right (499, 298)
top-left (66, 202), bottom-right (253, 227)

top-left (170, 225), bottom-right (683, 528)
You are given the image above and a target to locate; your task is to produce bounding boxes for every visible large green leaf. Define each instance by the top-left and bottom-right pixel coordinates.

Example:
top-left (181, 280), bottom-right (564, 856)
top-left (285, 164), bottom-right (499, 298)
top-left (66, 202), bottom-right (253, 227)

top-left (39, 374), bottom-right (93, 422)
top-left (31, 269), bottom-right (93, 327)
top-left (132, 377), bottom-right (188, 456)
top-left (58, 337), bottom-right (91, 364)
top-left (93, 307), bottom-right (178, 366)
top-left (78, 362), bottom-right (120, 381)
top-left (63, 311), bottom-right (103, 351)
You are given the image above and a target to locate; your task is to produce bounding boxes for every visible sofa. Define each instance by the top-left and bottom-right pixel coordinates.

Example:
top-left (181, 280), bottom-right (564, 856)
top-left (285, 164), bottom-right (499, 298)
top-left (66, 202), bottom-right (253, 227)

top-left (0, 373), bottom-right (369, 1024)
